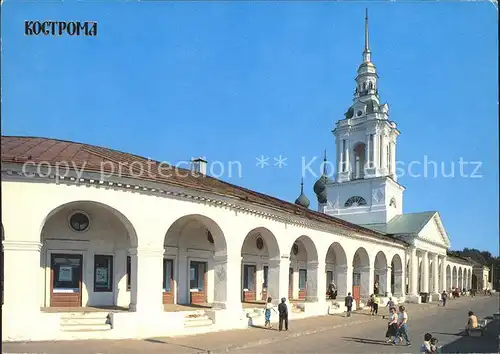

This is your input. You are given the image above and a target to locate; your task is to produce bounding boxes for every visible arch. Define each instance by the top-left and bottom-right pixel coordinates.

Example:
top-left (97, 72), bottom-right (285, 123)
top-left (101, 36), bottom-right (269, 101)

top-left (40, 200), bottom-right (139, 308)
top-left (289, 235), bottom-right (319, 301)
top-left (352, 247), bottom-right (371, 299)
top-left (373, 251), bottom-right (388, 295)
top-left (41, 200), bottom-right (138, 247)
top-left (458, 267), bottom-right (463, 290)
top-left (352, 142), bottom-right (366, 179)
top-left (240, 227), bottom-right (280, 302)
top-left (391, 254), bottom-right (403, 296)
top-left (344, 196), bottom-right (367, 208)
top-left (163, 214), bottom-right (228, 306)
top-left (290, 235), bottom-right (318, 262)
top-left (325, 242), bottom-right (348, 297)
top-left (164, 214), bottom-right (226, 254)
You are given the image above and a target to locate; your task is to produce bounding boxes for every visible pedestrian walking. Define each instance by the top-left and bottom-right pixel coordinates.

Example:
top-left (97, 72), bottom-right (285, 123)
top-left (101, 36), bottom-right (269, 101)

top-left (392, 305), bottom-right (411, 346)
top-left (371, 294), bottom-right (380, 316)
top-left (385, 306), bottom-right (398, 343)
top-left (345, 292), bottom-right (354, 317)
top-left (263, 296), bottom-right (277, 329)
top-left (441, 290), bottom-right (447, 307)
top-left (368, 294), bottom-right (375, 315)
top-left (384, 297), bottom-right (395, 319)
top-left (278, 297), bottom-right (288, 331)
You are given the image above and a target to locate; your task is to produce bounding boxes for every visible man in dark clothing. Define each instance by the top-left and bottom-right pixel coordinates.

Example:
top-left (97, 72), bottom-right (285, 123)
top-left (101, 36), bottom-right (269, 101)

top-left (278, 297), bottom-right (288, 331)
top-left (345, 292), bottom-right (354, 317)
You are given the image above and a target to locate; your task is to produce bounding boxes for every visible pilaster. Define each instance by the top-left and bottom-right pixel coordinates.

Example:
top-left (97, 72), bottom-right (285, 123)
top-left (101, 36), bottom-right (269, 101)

top-left (409, 247), bottom-right (418, 296)
top-left (3, 241), bottom-right (42, 314)
top-left (422, 251), bottom-right (429, 293)
top-left (440, 257), bottom-right (447, 292)
top-left (129, 248), bottom-right (164, 313)
top-left (268, 255), bottom-right (291, 306)
top-left (212, 254), bottom-right (243, 311)
top-left (432, 254), bottom-right (439, 294)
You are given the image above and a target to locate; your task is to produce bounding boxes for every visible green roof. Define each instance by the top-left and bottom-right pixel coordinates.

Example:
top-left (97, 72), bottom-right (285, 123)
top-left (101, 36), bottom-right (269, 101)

top-left (361, 211), bottom-right (437, 235)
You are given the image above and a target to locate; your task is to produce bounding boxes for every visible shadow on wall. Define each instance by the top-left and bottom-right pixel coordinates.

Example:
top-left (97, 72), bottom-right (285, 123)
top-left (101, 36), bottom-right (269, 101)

top-left (439, 320), bottom-right (499, 353)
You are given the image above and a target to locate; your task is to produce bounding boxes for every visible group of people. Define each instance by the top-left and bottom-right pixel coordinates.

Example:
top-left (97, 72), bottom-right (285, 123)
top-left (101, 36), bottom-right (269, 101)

top-left (263, 297), bottom-right (289, 331)
top-left (420, 333), bottom-right (441, 353)
top-left (384, 304), bottom-right (411, 346)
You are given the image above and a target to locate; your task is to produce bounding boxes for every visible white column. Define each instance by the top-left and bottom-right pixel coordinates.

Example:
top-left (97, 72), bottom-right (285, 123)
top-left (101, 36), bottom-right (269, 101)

top-left (432, 254), bottom-right (439, 294)
top-left (306, 260), bottom-right (325, 303)
top-left (372, 132), bottom-right (379, 171)
top-left (391, 141), bottom-right (397, 177)
top-left (129, 248), bottom-right (164, 313)
top-left (212, 253), bottom-right (242, 310)
top-left (384, 266), bottom-right (392, 297)
top-left (337, 139), bottom-right (343, 175)
top-left (393, 269), bottom-right (403, 296)
top-left (360, 265), bottom-right (373, 298)
top-left (365, 134), bottom-right (371, 168)
top-left (3, 241), bottom-right (42, 314)
top-left (422, 251), bottom-right (429, 293)
top-left (336, 264), bottom-right (351, 298)
top-left (440, 257), bottom-right (447, 293)
top-left (380, 134), bottom-right (387, 174)
top-left (344, 140), bottom-right (350, 172)
top-left (409, 247), bottom-right (418, 296)
top-left (268, 255), bottom-right (291, 306)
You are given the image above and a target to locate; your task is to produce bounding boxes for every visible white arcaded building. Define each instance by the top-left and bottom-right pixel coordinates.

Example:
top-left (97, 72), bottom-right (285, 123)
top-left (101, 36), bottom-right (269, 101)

top-left (1, 12), bottom-right (473, 342)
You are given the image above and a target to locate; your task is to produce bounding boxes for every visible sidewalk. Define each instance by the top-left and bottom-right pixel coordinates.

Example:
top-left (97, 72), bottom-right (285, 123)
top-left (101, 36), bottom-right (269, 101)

top-left (3, 296), bottom-right (478, 354)
top-left (162, 300), bottom-right (442, 353)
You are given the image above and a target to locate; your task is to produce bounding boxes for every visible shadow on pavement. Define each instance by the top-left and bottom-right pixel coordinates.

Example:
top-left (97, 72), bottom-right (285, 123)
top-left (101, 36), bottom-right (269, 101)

top-left (342, 336), bottom-right (392, 346)
top-left (439, 320), bottom-right (499, 353)
top-left (143, 338), bottom-right (206, 352)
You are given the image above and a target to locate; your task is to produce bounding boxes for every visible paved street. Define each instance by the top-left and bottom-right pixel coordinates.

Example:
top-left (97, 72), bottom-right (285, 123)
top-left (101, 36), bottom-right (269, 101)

top-left (3, 296), bottom-right (498, 353)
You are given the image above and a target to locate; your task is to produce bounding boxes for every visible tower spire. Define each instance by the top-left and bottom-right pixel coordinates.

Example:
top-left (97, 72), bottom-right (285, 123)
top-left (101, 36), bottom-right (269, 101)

top-left (363, 8), bottom-right (371, 63)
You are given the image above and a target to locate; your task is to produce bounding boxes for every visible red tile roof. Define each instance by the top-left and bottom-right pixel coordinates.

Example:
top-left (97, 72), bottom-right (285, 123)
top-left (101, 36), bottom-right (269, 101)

top-left (1, 135), bottom-right (405, 244)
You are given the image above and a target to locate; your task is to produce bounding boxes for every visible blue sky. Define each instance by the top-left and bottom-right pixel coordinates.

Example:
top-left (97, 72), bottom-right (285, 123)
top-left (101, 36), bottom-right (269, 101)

top-left (2, 1), bottom-right (498, 255)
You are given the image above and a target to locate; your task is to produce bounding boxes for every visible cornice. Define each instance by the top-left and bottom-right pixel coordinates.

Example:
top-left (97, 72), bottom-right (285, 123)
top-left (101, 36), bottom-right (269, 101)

top-left (1, 168), bottom-right (406, 249)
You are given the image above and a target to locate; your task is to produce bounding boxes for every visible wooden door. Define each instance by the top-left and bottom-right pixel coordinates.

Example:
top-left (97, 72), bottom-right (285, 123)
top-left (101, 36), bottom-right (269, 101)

top-left (242, 264), bottom-right (256, 302)
top-left (189, 261), bottom-right (207, 304)
top-left (352, 285), bottom-right (361, 308)
top-left (261, 265), bottom-right (268, 301)
top-left (162, 259), bottom-right (174, 304)
top-left (50, 253), bottom-right (83, 307)
top-left (298, 269), bottom-right (307, 300)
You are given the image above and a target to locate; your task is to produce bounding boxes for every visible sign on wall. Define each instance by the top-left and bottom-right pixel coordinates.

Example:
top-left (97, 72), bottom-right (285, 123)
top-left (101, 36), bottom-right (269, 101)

top-left (59, 266), bottom-right (73, 282)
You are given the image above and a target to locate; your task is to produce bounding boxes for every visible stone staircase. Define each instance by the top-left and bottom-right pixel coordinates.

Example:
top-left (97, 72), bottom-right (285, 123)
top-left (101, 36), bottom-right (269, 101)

top-left (60, 312), bottom-right (111, 332)
top-left (244, 307), bottom-right (263, 319)
top-left (291, 303), bottom-right (305, 313)
top-left (184, 310), bottom-right (213, 328)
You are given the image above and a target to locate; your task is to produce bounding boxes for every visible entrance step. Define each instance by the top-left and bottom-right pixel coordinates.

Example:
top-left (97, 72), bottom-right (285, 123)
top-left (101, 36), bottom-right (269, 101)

top-left (60, 312), bottom-right (111, 332)
top-left (291, 303), bottom-right (304, 313)
top-left (244, 308), bottom-right (263, 318)
top-left (184, 311), bottom-right (213, 328)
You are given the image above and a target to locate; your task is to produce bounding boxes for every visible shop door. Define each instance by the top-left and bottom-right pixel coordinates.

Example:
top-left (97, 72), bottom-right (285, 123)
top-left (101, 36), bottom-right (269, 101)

top-left (50, 253), bottom-right (83, 307)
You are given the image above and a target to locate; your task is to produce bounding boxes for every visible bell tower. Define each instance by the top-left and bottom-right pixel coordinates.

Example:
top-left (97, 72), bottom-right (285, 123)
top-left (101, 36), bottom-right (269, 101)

top-left (316, 10), bottom-right (405, 226)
